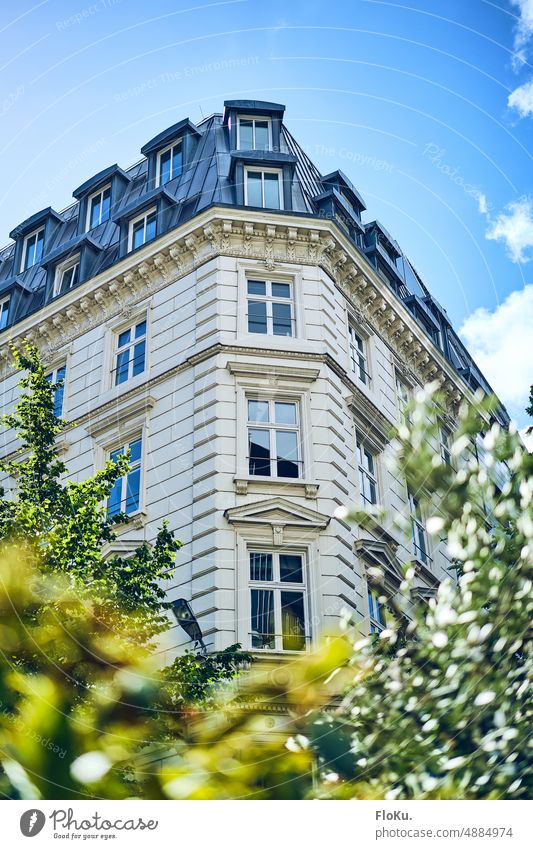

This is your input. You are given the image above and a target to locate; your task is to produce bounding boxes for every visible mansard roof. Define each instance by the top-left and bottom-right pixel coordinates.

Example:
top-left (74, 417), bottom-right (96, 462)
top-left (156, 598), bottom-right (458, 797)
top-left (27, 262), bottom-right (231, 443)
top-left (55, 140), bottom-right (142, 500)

top-left (0, 99), bottom-right (510, 426)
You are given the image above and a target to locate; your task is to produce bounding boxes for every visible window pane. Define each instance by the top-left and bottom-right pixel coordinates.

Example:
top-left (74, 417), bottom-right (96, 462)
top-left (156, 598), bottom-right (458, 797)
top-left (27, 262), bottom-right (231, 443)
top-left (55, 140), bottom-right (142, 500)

top-left (118, 329), bottom-right (131, 347)
top-left (129, 438), bottom-right (142, 464)
top-left (281, 591), bottom-right (306, 650)
top-left (125, 467), bottom-right (141, 513)
top-left (172, 144), bottom-right (183, 178)
top-left (90, 195), bottom-right (101, 229)
top-left (246, 171), bottom-right (262, 207)
top-left (274, 402), bottom-right (296, 425)
top-left (367, 589), bottom-right (375, 620)
top-left (255, 121), bottom-right (269, 151)
top-left (108, 478), bottom-right (122, 517)
top-left (249, 428), bottom-right (270, 476)
top-left (159, 149), bottom-right (171, 184)
top-left (115, 349), bottom-right (130, 385)
top-left (263, 172), bottom-right (280, 209)
top-left (132, 220), bottom-right (145, 250)
top-left (53, 367), bottom-right (66, 418)
top-left (0, 300), bottom-right (10, 329)
top-left (247, 280), bottom-right (266, 296)
top-left (251, 589), bottom-right (275, 649)
top-left (279, 554), bottom-right (303, 584)
top-left (239, 120), bottom-right (253, 149)
top-left (271, 282), bottom-right (291, 298)
top-left (101, 186), bottom-right (111, 222)
top-left (248, 400), bottom-right (269, 422)
top-left (135, 320), bottom-right (146, 338)
top-left (35, 230), bottom-right (44, 263)
top-left (249, 552), bottom-right (273, 582)
top-left (272, 301), bottom-right (292, 336)
top-left (276, 430), bottom-right (299, 478)
top-left (132, 340), bottom-right (145, 376)
top-left (145, 212), bottom-right (157, 243)
top-left (248, 300), bottom-right (267, 334)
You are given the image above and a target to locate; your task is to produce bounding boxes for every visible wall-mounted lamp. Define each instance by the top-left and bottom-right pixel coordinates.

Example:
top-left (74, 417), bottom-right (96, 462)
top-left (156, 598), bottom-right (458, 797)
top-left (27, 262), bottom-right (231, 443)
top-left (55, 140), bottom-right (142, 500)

top-left (171, 598), bottom-right (207, 654)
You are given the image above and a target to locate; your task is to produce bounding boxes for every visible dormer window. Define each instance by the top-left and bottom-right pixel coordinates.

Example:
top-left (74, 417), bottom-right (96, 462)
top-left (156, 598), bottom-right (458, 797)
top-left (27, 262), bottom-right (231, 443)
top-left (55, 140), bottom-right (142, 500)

top-left (157, 140), bottom-right (183, 186)
top-left (54, 257), bottom-right (80, 296)
top-left (128, 208), bottom-right (157, 251)
top-left (244, 167), bottom-right (282, 209)
top-left (87, 184), bottom-right (111, 229)
top-left (237, 116), bottom-right (271, 151)
top-left (22, 228), bottom-right (45, 271)
top-left (0, 297), bottom-right (10, 330)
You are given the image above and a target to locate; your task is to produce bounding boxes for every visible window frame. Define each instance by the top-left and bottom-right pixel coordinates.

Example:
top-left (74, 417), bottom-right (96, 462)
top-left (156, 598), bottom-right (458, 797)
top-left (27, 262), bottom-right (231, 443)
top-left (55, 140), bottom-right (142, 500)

top-left (356, 432), bottom-right (378, 506)
top-left (408, 489), bottom-right (431, 566)
top-left (247, 396), bottom-right (303, 480)
top-left (113, 315), bottom-right (148, 386)
top-left (156, 140), bottom-right (183, 187)
top-left (127, 207), bottom-right (157, 252)
top-left (247, 548), bottom-right (309, 652)
top-left (439, 423), bottom-right (453, 467)
top-left (53, 256), bottom-right (80, 296)
top-left (237, 115), bottom-right (272, 151)
top-left (21, 227), bottom-right (45, 272)
top-left (396, 375), bottom-right (412, 424)
top-left (0, 296), bottom-right (11, 331)
top-left (246, 277), bottom-right (295, 337)
top-left (244, 166), bottom-right (283, 209)
top-left (107, 434), bottom-right (144, 518)
top-left (86, 183), bottom-right (112, 231)
top-left (348, 324), bottom-right (371, 386)
top-left (45, 363), bottom-right (67, 418)
top-left (367, 586), bottom-right (386, 634)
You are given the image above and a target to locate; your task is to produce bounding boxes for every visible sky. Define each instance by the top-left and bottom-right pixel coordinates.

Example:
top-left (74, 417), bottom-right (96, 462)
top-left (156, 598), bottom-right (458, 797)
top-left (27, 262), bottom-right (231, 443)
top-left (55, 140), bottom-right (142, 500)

top-left (0, 0), bottom-right (532, 426)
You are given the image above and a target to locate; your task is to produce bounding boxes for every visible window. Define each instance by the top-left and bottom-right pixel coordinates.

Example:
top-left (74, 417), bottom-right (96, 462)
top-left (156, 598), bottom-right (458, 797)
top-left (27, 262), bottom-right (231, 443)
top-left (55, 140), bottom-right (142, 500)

top-left (108, 436), bottom-right (142, 517)
top-left (367, 587), bottom-right (386, 634)
top-left (0, 297), bottom-right (10, 330)
top-left (244, 168), bottom-right (282, 209)
top-left (439, 425), bottom-right (452, 466)
top-left (129, 208), bottom-right (157, 251)
top-left (46, 365), bottom-right (66, 418)
top-left (157, 141), bottom-right (183, 185)
top-left (396, 376), bottom-right (411, 424)
top-left (408, 489), bottom-right (430, 565)
top-left (248, 551), bottom-right (307, 651)
top-left (349, 325), bottom-right (370, 385)
top-left (247, 399), bottom-right (301, 478)
top-left (87, 185), bottom-right (111, 229)
top-left (54, 258), bottom-right (79, 295)
top-left (247, 278), bottom-right (294, 336)
top-left (237, 116), bottom-right (271, 151)
top-left (22, 228), bottom-right (45, 271)
top-left (356, 434), bottom-right (378, 505)
top-left (114, 318), bottom-right (147, 385)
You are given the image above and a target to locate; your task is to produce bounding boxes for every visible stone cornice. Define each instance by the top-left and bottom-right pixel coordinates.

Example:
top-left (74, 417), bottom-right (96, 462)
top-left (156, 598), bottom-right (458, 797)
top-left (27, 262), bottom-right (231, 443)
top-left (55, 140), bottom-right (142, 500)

top-left (0, 206), bottom-right (472, 414)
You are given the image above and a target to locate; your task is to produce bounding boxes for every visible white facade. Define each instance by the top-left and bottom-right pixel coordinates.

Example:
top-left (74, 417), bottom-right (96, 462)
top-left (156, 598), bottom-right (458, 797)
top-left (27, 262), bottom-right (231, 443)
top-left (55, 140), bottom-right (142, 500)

top-left (0, 207), bottom-right (465, 662)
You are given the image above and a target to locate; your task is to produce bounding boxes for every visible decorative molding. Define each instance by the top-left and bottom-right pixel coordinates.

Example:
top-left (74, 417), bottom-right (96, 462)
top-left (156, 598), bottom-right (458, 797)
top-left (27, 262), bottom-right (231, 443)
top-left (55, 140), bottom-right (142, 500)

top-left (233, 477), bottom-right (320, 500)
top-left (225, 496), bottom-right (330, 544)
top-left (85, 394), bottom-right (156, 439)
top-left (354, 536), bottom-right (403, 589)
top-left (227, 361), bottom-right (320, 386)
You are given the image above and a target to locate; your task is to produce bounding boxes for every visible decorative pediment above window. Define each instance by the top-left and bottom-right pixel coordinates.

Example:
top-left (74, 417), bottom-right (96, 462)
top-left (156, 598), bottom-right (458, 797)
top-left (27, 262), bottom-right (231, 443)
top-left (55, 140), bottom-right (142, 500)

top-left (354, 536), bottom-right (403, 589)
top-left (227, 360), bottom-right (320, 390)
top-left (225, 496), bottom-right (329, 545)
top-left (345, 389), bottom-right (391, 450)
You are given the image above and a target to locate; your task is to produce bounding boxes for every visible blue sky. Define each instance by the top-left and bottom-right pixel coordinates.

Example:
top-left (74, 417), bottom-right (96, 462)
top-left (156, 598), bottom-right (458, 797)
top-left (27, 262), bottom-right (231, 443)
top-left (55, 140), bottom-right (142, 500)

top-left (1, 0), bottom-right (532, 425)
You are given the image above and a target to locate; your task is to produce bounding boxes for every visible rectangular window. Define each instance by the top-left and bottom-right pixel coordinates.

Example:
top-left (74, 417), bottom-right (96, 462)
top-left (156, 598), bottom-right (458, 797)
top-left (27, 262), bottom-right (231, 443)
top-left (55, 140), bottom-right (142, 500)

top-left (46, 365), bottom-right (67, 418)
top-left (54, 258), bottom-right (80, 295)
top-left (356, 434), bottom-right (378, 505)
top-left (114, 318), bottom-right (147, 385)
top-left (247, 278), bottom-right (294, 336)
top-left (349, 325), bottom-right (370, 385)
top-left (87, 185), bottom-right (111, 229)
top-left (108, 436), bottom-right (142, 517)
top-left (247, 398), bottom-right (301, 479)
top-left (22, 228), bottom-right (45, 271)
top-left (367, 587), bottom-right (386, 634)
top-left (157, 141), bottom-right (183, 185)
top-left (249, 551), bottom-right (307, 651)
top-left (408, 489), bottom-right (430, 565)
top-left (244, 168), bottom-right (282, 209)
top-left (238, 116), bottom-right (271, 151)
top-left (439, 425), bottom-right (452, 466)
top-left (0, 297), bottom-right (10, 330)
top-left (129, 208), bottom-right (157, 251)
top-left (396, 376), bottom-right (411, 424)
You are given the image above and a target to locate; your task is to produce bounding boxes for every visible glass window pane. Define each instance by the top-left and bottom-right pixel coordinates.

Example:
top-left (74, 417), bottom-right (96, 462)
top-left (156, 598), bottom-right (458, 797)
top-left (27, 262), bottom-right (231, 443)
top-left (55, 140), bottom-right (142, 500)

top-left (248, 300), bottom-right (267, 334)
top-left (255, 121), bottom-right (269, 151)
top-left (115, 349), bottom-right (130, 385)
top-left (248, 428), bottom-right (270, 476)
top-left (274, 402), bottom-right (296, 425)
top-left (132, 340), bottom-right (145, 376)
top-left (276, 430), bottom-right (299, 478)
top-left (145, 213), bottom-right (157, 242)
top-left (239, 120), bottom-right (253, 149)
top-left (251, 589), bottom-right (275, 649)
top-left (135, 320), bottom-right (146, 338)
top-left (271, 282), bottom-right (291, 298)
top-left (132, 220), bottom-right (145, 250)
top-left (0, 300), bottom-right (9, 329)
top-left (247, 280), bottom-right (266, 296)
top-left (101, 186), bottom-right (111, 222)
top-left (249, 552), bottom-right (273, 582)
top-left (280, 554), bottom-right (303, 584)
top-left (281, 591), bottom-right (306, 650)
top-left (118, 329), bottom-right (131, 347)
top-left (125, 467), bottom-right (141, 513)
top-left (248, 400), bottom-right (269, 422)
top-left (129, 438), bottom-right (142, 464)
top-left (159, 150), bottom-right (171, 184)
top-left (35, 231), bottom-right (44, 263)
top-left (90, 196), bottom-right (101, 229)
top-left (263, 172), bottom-right (280, 209)
top-left (172, 144), bottom-right (183, 178)
top-left (272, 301), bottom-right (292, 336)
top-left (246, 171), bottom-right (262, 207)
top-left (108, 478), bottom-right (122, 517)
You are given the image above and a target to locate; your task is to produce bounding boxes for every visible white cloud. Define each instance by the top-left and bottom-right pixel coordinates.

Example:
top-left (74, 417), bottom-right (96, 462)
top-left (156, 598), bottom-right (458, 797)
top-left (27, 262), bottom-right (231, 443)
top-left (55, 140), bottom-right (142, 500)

top-left (511, 0), bottom-right (533, 66)
top-left (477, 193), bottom-right (488, 215)
top-left (485, 198), bottom-right (533, 262)
top-left (508, 77), bottom-right (533, 116)
top-left (460, 285), bottom-right (533, 428)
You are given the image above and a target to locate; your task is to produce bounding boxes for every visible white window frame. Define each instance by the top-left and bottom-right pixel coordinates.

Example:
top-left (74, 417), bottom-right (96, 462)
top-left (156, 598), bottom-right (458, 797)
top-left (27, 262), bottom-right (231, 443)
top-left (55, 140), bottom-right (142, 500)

top-left (349, 324), bottom-right (371, 386)
top-left (113, 315), bottom-right (148, 386)
top-left (53, 256), bottom-right (80, 296)
top-left (439, 423), bottom-right (453, 466)
top-left (247, 397), bottom-right (303, 480)
top-left (247, 548), bottom-right (309, 652)
top-left (396, 375), bottom-right (412, 424)
top-left (356, 432), bottom-right (378, 506)
top-left (0, 296), bottom-right (11, 331)
top-left (408, 489), bottom-right (431, 566)
top-left (246, 277), bottom-right (295, 337)
top-left (45, 363), bottom-right (67, 418)
top-left (367, 585), bottom-right (386, 634)
top-left (156, 140), bottom-right (183, 187)
top-left (128, 207), bottom-right (157, 252)
top-left (107, 433), bottom-right (144, 518)
top-left (21, 227), bottom-right (45, 272)
top-left (237, 115), bottom-right (272, 151)
top-left (244, 166), bottom-right (283, 209)
top-left (86, 183), bottom-right (112, 230)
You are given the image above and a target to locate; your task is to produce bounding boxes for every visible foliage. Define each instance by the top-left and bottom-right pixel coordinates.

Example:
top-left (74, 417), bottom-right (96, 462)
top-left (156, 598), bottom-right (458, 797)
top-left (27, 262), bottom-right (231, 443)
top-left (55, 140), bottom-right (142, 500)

top-left (158, 644), bottom-right (253, 712)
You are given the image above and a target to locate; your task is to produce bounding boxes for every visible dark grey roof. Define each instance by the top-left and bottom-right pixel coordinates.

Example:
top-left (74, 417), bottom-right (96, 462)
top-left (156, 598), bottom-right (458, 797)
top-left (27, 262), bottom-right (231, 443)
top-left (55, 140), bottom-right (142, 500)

top-left (0, 101), bottom-right (510, 426)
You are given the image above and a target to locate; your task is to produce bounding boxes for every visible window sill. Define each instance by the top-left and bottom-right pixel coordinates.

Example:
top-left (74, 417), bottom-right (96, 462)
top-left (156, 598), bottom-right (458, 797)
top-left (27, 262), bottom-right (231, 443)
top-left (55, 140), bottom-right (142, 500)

top-left (234, 476), bottom-right (319, 499)
top-left (110, 508), bottom-right (148, 536)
